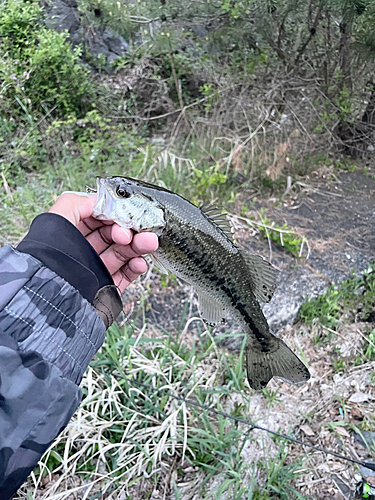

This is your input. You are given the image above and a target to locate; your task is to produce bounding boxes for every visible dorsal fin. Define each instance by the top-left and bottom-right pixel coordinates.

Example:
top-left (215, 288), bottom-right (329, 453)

top-left (201, 204), bottom-right (234, 242)
top-left (241, 252), bottom-right (277, 303)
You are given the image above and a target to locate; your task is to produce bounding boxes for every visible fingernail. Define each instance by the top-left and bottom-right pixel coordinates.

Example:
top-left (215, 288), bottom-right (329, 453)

top-left (120, 227), bottom-right (132, 238)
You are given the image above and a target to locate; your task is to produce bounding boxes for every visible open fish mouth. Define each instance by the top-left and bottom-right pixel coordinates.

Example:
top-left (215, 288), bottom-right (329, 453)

top-left (92, 178), bottom-right (111, 220)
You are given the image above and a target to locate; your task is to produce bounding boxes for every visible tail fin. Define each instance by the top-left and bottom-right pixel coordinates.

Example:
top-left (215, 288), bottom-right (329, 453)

top-left (245, 338), bottom-right (310, 390)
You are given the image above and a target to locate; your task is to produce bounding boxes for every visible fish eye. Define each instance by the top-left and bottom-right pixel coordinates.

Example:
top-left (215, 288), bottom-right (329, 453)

top-left (116, 186), bottom-right (131, 198)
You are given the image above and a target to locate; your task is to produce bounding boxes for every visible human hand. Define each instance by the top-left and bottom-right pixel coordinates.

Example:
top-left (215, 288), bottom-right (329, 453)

top-left (49, 193), bottom-right (159, 292)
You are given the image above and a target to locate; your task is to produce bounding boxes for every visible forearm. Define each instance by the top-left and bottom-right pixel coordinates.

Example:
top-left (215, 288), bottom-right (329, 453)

top-left (0, 334), bottom-right (82, 499)
top-left (0, 215), bottom-right (122, 498)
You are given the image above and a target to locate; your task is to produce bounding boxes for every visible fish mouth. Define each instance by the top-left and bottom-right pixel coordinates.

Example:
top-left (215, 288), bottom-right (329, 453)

top-left (92, 177), bottom-right (109, 219)
top-left (85, 184), bottom-right (97, 194)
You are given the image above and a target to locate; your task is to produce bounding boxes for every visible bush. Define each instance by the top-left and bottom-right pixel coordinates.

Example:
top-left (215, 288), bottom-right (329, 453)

top-left (0, 0), bottom-right (93, 118)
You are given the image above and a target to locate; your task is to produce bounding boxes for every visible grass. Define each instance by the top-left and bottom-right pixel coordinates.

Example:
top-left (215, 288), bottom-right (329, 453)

top-left (15, 302), bottom-right (308, 500)
top-left (255, 217), bottom-right (307, 258)
top-left (236, 208), bottom-right (309, 259)
top-left (298, 262), bottom-right (375, 332)
top-left (297, 263), bottom-right (375, 385)
top-left (0, 138), bottom-right (237, 246)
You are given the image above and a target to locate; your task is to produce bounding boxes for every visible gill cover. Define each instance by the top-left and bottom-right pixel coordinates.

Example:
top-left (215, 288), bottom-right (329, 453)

top-left (92, 177), bottom-right (166, 233)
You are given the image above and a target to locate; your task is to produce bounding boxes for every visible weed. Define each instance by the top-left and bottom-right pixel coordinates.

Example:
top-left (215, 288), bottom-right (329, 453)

top-left (245, 210), bottom-right (307, 258)
top-left (0, 0), bottom-right (93, 118)
top-left (190, 163), bottom-right (229, 201)
top-left (261, 387), bottom-right (282, 407)
top-left (251, 441), bottom-right (307, 500)
top-left (364, 328), bottom-right (375, 360)
top-left (298, 263), bottom-right (375, 330)
top-left (333, 359), bottom-right (346, 373)
top-left (368, 371), bottom-right (375, 386)
top-left (160, 273), bottom-right (177, 288)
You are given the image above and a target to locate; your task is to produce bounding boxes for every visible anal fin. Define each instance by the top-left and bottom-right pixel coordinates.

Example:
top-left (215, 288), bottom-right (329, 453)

top-left (197, 290), bottom-right (226, 327)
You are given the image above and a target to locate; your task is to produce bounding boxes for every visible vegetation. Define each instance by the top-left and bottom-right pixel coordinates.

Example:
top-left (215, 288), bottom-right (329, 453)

top-left (299, 263), bottom-right (375, 331)
top-left (2, 0), bottom-right (375, 498)
top-left (22, 313), bottom-right (307, 499)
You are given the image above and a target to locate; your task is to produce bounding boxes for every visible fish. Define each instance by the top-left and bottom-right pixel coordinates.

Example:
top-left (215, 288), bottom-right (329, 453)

top-left (92, 176), bottom-right (310, 390)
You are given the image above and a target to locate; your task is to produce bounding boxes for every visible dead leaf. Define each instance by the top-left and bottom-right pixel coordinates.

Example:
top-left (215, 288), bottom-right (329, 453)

top-left (333, 426), bottom-right (350, 438)
top-left (259, 150), bottom-right (268, 165)
top-left (231, 143), bottom-right (243, 173)
top-left (301, 424), bottom-right (315, 436)
top-left (290, 128), bottom-right (301, 138)
top-left (348, 392), bottom-right (369, 403)
top-left (350, 407), bottom-right (363, 420)
top-left (266, 139), bottom-right (291, 180)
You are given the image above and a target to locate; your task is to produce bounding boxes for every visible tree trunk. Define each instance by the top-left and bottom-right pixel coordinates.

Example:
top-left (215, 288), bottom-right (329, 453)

top-left (338, 20), bottom-right (352, 90)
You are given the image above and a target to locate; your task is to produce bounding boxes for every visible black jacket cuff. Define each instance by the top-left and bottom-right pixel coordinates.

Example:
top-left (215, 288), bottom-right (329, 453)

top-left (17, 213), bottom-right (116, 304)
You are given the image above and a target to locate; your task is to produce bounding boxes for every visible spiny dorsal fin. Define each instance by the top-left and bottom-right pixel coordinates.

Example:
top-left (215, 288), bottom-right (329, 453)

top-left (241, 252), bottom-right (277, 303)
top-left (201, 204), bottom-right (234, 242)
top-left (197, 289), bottom-right (226, 327)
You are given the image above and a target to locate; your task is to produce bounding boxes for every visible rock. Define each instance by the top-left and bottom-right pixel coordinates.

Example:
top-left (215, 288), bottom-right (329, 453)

top-left (360, 461), bottom-right (375, 477)
top-left (262, 265), bottom-right (327, 332)
top-left (44, 0), bottom-right (81, 35)
top-left (84, 27), bottom-right (129, 68)
top-left (102, 31), bottom-right (129, 56)
top-left (43, 0), bottom-right (129, 71)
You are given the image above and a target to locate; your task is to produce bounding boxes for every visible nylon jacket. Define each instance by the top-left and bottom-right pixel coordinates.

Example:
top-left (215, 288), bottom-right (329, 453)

top-left (0, 214), bottom-right (122, 499)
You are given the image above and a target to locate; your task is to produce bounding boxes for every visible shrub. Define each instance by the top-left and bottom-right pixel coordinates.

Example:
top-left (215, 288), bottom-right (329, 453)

top-left (0, 0), bottom-right (93, 118)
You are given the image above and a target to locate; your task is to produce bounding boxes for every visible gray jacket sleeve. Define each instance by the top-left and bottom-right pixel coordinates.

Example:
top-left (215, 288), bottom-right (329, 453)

top-left (0, 245), bottom-right (110, 499)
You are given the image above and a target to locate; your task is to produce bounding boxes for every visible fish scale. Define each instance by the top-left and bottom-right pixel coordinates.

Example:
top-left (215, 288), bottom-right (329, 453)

top-left (92, 176), bottom-right (310, 390)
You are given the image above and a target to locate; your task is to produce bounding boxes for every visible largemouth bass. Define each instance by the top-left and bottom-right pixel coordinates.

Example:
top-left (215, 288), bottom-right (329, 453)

top-left (92, 176), bottom-right (310, 390)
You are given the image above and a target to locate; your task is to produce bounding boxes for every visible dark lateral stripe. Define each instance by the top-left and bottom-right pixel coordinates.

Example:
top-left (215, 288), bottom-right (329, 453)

top-left (221, 285), bottom-right (271, 351)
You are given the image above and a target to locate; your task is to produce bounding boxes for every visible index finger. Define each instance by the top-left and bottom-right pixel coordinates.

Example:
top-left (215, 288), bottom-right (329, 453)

top-left (111, 225), bottom-right (159, 252)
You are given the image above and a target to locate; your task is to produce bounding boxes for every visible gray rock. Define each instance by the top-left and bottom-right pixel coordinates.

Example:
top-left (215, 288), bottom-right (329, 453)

top-left (44, 0), bottom-right (81, 34)
top-left (102, 31), bottom-right (129, 56)
top-left (262, 265), bottom-right (327, 333)
top-left (360, 462), bottom-right (375, 477)
top-left (43, 0), bottom-right (129, 71)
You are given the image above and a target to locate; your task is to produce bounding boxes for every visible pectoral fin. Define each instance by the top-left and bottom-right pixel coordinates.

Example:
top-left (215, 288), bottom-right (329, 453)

top-left (241, 252), bottom-right (277, 303)
top-left (150, 254), bottom-right (169, 275)
top-left (197, 290), bottom-right (226, 326)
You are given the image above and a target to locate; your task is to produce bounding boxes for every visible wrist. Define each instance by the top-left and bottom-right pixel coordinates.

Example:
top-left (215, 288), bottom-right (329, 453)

top-left (17, 213), bottom-right (116, 304)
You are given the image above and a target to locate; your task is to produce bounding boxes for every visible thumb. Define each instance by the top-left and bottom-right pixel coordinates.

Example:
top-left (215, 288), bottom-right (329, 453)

top-left (49, 193), bottom-right (97, 227)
